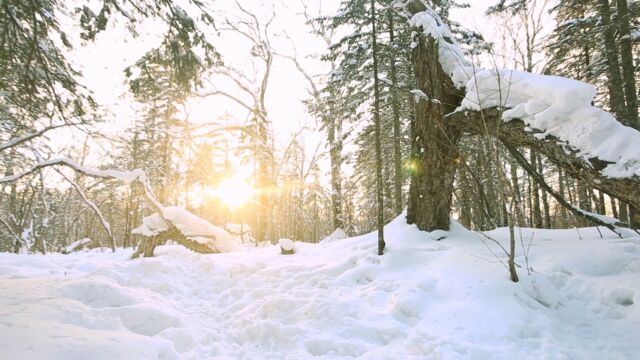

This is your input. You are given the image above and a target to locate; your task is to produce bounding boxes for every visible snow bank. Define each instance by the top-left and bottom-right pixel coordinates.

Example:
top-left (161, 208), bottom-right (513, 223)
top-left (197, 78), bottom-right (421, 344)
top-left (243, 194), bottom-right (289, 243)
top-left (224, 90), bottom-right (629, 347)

top-left (2, 215), bottom-right (639, 359)
top-left (133, 206), bottom-right (238, 252)
top-left (409, 4), bottom-right (640, 179)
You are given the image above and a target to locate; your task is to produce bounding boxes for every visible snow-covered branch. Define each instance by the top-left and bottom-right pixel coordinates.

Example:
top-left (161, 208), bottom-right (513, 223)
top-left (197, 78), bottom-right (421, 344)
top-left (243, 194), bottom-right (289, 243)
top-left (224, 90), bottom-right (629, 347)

top-left (0, 158), bottom-right (146, 184)
top-left (56, 169), bottom-right (115, 251)
top-left (406, 0), bottom-right (640, 179)
top-left (0, 123), bottom-right (81, 152)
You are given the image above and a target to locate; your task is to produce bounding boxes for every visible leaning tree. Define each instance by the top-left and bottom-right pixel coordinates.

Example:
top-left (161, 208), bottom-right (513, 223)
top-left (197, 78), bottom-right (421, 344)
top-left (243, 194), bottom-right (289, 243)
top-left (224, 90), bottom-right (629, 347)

top-left (404, 0), bottom-right (640, 234)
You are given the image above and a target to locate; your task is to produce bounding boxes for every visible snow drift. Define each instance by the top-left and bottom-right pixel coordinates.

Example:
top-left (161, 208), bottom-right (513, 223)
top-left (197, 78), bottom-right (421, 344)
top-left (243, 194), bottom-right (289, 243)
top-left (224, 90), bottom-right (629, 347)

top-left (1, 213), bottom-right (639, 359)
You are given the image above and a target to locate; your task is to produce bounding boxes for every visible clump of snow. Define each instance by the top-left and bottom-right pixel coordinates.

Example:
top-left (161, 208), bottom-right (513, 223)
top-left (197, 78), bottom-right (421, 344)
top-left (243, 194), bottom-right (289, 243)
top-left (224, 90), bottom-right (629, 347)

top-left (572, 205), bottom-right (621, 225)
top-left (133, 206), bottom-right (238, 252)
top-left (278, 238), bottom-right (296, 254)
top-left (1, 214), bottom-right (639, 359)
top-left (64, 238), bottom-right (92, 253)
top-left (460, 69), bottom-right (640, 178)
top-left (320, 228), bottom-right (347, 244)
top-left (278, 238), bottom-right (295, 252)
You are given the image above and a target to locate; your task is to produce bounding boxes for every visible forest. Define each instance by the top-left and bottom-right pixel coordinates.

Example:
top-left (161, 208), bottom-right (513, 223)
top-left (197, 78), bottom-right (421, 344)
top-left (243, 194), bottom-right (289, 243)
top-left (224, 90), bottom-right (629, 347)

top-left (1, 0), bottom-right (640, 359)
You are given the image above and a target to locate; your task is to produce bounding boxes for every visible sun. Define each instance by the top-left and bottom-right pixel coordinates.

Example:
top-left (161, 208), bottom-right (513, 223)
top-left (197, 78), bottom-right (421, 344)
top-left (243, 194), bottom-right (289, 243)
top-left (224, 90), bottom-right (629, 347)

top-left (211, 174), bottom-right (255, 211)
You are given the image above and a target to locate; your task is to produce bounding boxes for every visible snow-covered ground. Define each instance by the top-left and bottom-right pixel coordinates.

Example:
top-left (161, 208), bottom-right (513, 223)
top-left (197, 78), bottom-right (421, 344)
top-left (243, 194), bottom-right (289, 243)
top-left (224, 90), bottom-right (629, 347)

top-left (1, 214), bottom-right (639, 359)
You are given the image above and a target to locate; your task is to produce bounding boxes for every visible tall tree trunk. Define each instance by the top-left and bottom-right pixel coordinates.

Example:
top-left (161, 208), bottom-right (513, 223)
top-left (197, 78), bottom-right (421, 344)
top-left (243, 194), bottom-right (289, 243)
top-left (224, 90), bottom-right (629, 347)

top-left (598, 0), bottom-right (628, 124)
top-left (616, 0), bottom-right (639, 130)
top-left (617, 0), bottom-right (640, 226)
top-left (371, 0), bottom-right (385, 255)
top-left (388, 11), bottom-right (404, 216)
top-left (531, 151), bottom-right (543, 228)
top-left (537, 155), bottom-right (551, 228)
top-left (610, 196), bottom-right (619, 219)
top-left (327, 113), bottom-right (344, 230)
top-left (558, 167), bottom-right (569, 227)
top-left (406, 35), bottom-right (463, 231)
top-left (620, 201), bottom-right (630, 223)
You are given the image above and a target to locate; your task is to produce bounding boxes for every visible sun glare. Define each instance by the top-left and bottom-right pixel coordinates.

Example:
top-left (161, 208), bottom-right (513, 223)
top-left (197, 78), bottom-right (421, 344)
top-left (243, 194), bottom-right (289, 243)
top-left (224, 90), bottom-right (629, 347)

top-left (210, 174), bottom-right (255, 211)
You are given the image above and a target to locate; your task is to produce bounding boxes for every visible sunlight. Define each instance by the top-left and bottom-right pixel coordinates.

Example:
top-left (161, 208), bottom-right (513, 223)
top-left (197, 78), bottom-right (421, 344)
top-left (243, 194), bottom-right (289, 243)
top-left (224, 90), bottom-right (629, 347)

top-left (209, 174), bottom-right (255, 211)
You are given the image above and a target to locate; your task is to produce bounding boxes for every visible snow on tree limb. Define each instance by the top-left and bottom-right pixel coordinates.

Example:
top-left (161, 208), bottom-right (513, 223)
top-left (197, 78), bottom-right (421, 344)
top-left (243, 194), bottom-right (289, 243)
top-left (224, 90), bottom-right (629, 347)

top-left (0, 158), bottom-right (146, 184)
top-left (405, 0), bottom-right (640, 180)
top-left (0, 123), bottom-right (81, 152)
top-left (55, 169), bottom-right (116, 252)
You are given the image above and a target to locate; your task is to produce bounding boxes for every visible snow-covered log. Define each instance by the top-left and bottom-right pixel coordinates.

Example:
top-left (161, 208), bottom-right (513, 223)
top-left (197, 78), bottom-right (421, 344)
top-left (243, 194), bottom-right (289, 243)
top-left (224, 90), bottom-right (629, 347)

top-left (132, 207), bottom-right (238, 257)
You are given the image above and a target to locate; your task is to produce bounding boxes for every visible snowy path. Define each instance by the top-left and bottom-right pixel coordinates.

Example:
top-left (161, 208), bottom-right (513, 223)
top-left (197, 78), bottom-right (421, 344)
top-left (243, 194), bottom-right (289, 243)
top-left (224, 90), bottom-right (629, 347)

top-left (1, 217), bottom-right (639, 359)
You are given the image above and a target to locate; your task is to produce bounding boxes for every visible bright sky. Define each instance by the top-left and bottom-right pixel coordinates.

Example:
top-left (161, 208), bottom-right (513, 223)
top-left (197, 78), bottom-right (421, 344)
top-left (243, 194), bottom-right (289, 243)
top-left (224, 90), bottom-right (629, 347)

top-left (66, 0), bottom-right (550, 175)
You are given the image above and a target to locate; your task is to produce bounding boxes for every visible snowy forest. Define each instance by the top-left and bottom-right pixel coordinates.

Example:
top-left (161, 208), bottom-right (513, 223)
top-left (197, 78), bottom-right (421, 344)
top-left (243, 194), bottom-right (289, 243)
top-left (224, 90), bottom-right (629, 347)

top-left (1, 0), bottom-right (640, 358)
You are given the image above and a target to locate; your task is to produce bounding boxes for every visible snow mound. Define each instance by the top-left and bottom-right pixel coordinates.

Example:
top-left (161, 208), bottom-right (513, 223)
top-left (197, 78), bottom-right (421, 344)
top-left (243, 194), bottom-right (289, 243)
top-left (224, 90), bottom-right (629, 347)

top-left (133, 206), bottom-right (238, 252)
top-left (320, 228), bottom-right (347, 244)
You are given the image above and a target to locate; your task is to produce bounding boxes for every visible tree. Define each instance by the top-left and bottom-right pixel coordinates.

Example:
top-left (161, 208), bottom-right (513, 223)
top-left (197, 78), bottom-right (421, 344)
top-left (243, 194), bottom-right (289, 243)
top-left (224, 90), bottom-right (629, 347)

top-left (319, 0), bottom-right (419, 233)
top-left (406, 0), bottom-right (640, 235)
top-left (370, 0), bottom-right (386, 255)
top-left (0, 0), bottom-right (220, 253)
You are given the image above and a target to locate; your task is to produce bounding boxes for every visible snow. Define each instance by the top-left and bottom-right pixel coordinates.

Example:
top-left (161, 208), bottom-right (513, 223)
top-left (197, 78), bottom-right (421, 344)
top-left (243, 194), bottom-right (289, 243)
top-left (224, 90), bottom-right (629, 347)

top-left (133, 206), bottom-right (238, 252)
top-left (1, 213), bottom-right (639, 359)
top-left (408, 4), bottom-right (640, 179)
top-left (409, 8), bottom-right (473, 88)
top-left (278, 238), bottom-right (295, 251)
top-left (0, 158), bottom-right (146, 184)
top-left (320, 227), bottom-right (347, 244)
top-left (571, 205), bottom-right (621, 226)
top-left (461, 69), bottom-right (640, 178)
top-left (64, 238), bottom-right (92, 253)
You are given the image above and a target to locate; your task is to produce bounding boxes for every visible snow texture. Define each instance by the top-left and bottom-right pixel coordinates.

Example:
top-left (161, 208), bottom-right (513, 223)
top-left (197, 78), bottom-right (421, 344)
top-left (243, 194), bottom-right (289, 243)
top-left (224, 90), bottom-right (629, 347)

top-left (133, 206), bottom-right (238, 253)
top-left (1, 213), bottom-right (639, 359)
top-left (320, 227), bottom-right (348, 244)
top-left (409, 4), bottom-right (640, 179)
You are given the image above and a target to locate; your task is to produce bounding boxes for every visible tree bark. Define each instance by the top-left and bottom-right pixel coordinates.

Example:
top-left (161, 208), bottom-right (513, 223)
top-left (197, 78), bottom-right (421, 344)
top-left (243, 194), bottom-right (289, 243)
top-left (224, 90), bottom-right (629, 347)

top-left (406, 34), bottom-right (464, 231)
top-left (616, 0), bottom-right (640, 130)
top-left (371, 0), bottom-right (385, 254)
top-left (388, 11), bottom-right (404, 216)
top-left (531, 150), bottom-right (543, 228)
top-left (598, 0), bottom-right (628, 122)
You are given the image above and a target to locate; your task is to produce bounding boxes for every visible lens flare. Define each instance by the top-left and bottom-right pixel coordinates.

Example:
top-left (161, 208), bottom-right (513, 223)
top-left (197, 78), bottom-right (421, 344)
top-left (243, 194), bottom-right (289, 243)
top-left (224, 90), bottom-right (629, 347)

top-left (211, 174), bottom-right (255, 211)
